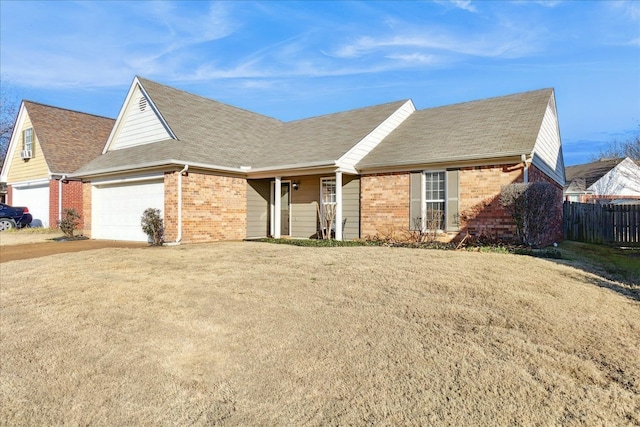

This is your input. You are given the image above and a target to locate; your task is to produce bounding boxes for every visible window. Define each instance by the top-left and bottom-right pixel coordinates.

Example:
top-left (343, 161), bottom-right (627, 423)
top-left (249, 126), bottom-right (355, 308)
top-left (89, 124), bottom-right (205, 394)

top-left (23, 128), bottom-right (33, 152)
top-left (320, 177), bottom-right (336, 230)
top-left (424, 171), bottom-right (445, 230)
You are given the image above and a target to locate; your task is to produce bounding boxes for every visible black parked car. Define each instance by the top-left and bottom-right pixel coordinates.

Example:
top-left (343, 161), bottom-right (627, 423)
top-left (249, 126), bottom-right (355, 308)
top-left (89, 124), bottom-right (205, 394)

top-left (0, 203), bottom-right (33, 231)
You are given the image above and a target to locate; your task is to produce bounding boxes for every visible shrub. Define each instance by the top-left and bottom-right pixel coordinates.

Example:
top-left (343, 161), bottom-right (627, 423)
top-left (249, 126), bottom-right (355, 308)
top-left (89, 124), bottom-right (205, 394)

top-left (141, 208), bottom-right (164, 246)
top-left (58, 208), bottom-right (81, 238)
top-left (500, 182), bottom-right (558, 247)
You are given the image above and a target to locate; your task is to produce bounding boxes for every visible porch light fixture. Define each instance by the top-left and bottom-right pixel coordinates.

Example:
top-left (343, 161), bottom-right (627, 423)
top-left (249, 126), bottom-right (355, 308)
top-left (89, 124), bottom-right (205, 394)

top-left (292, 181), bottom-right (299, 191)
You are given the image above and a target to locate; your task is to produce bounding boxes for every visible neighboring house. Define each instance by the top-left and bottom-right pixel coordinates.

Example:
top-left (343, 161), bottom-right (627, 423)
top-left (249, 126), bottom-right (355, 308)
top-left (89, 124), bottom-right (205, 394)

top-left (74, 77), bottom-right (565, 245)
top-left (564, 157), bottom-right (640, 203)
top-left (0, 101), bottom-right (114, 228)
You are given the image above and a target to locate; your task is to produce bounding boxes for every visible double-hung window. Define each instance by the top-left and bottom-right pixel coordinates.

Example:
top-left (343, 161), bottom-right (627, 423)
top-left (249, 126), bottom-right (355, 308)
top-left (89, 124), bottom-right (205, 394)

top-left (410, 170), bottom-right (458, 233)
top-left (23, 128), bottom-right (33, 152)
top-left (424, 171), bottom-right (446, 231)
top-left (320, 177), bottom-right (337, 230)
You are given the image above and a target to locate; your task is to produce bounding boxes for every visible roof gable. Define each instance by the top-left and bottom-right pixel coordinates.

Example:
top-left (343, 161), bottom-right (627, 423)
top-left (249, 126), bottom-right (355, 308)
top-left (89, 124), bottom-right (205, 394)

top-left (564, 158), bottom-right (625, 190)
top-left (2, 101), bottom-right (114, 178)
top-left (587, 157), bottom-right (640, 196)
top-left (107, 83), bottom-right (174, 151)
top-left (357, 88), bottom-right (555, 170)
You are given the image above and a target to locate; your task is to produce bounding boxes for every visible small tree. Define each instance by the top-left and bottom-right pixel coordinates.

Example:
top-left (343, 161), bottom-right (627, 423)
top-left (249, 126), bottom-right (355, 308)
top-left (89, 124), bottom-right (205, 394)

top-left (58, 208), bottom-right (81, 238)
top-left (141, 208), bottom-right (164, 246)
top-left (500, 182), bottom-right (558, 247)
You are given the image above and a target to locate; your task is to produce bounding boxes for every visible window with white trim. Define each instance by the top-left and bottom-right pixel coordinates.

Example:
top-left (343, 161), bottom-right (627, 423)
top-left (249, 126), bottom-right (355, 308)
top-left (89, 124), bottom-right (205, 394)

top-left (320, 177), bottom-right (336, 231)
top-left (23, 128), bottom-right (33, 152)
top-left (424, 171), bottom-right (445, 230)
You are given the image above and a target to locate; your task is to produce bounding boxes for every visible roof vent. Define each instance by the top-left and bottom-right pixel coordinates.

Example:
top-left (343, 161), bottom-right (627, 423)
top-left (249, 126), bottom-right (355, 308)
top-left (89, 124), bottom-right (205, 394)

top-left (139, 96), bottom-right (148, 112)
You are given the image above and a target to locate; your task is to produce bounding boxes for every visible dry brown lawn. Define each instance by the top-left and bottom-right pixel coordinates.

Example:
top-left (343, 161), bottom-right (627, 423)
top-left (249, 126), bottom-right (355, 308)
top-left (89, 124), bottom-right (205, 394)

top-left (1, 242), bottom-right (639, 426)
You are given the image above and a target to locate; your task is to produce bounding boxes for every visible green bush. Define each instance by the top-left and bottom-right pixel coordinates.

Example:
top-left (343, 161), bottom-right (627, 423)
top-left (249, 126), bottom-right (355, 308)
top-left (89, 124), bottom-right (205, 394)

top-left (141, 208), bottom-right (164, 246)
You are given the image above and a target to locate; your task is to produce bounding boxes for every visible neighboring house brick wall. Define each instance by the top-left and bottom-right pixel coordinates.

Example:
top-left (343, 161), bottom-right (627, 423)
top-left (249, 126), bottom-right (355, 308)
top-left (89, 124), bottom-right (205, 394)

top-left (458, 164), bottom-right (524, 239)
top-left (360, 172), bottom-right (410, 239)
top-left (164, 172), bottom-right (247, 243)
top-left (49, 180), bottom-right (85, 230)
top-left (6, 185), bottom-right (13, 205)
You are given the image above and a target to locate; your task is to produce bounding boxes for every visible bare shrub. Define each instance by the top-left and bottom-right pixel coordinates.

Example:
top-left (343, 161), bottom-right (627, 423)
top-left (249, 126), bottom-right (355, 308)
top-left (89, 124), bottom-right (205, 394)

top-left (500, 182), bottom-right (558, 247)
top-left (57, 208), bottom-right (81, 238)
top-left (141, 208), bottom-right (164, 246)
top-left (317, 202), bottom-right (336, 240)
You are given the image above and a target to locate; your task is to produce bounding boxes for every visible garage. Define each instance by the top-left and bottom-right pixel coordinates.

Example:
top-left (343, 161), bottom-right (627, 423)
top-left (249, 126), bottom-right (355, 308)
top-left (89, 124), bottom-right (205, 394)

top-left (12, 183), bottom-right (50, 227)
top-left (92, 179), bottom-right (164, 242)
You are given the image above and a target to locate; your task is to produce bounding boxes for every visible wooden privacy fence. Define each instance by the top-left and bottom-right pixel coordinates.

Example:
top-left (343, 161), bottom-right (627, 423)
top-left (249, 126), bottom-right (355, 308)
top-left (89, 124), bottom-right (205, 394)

top-left (563, 202), bottom-right (640, 246)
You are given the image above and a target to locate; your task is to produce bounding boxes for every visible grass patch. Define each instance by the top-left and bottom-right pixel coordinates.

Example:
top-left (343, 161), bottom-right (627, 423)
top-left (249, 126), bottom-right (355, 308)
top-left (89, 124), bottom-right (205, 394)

top-left (559, 241), bottom-right (640, 285)
top-left (4, 226), bottom-right (60, 234)
top-left (1, 242), bottom-right (638, 425)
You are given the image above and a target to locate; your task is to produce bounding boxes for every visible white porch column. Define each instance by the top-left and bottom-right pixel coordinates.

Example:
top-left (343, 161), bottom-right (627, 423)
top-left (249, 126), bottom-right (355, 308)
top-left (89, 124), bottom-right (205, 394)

top-left (274, 177), bottom-right (281, 238)
top-left (335, 171), bottom-right (343, 241)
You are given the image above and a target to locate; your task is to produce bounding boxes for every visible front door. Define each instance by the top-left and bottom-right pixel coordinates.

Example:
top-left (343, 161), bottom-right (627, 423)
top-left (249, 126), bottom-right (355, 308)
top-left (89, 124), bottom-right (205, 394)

top-left (280, 183), bottom-right (290, 236)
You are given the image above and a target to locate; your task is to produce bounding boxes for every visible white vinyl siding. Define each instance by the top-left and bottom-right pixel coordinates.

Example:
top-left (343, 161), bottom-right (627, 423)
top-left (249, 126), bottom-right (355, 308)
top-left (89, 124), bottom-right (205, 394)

top-left (338, 100), bottom-right (415, 169)
top-left (531, 97), bottom-right (565, 186)
top-left (92, 179), bottom-right (164, 242)
top-left (110, 86), bottom-right (172, 150)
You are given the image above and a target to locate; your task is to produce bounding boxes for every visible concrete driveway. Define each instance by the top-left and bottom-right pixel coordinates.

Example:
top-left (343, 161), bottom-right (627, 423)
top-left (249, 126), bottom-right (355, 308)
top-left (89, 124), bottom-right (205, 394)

top-left (0, 236), bottom-right (146, 263)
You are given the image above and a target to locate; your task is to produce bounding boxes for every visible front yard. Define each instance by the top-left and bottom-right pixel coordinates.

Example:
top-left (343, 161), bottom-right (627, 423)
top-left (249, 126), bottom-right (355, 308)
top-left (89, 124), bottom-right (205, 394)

top-left (1, 242), bottom-right (638, 425)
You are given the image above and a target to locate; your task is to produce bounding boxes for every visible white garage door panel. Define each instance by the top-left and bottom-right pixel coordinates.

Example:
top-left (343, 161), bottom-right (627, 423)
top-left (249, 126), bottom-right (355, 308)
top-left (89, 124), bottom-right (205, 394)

top-left (93, 180), bottom-right (164, 242)
top-left (12, 185), bottom-right (49, 227)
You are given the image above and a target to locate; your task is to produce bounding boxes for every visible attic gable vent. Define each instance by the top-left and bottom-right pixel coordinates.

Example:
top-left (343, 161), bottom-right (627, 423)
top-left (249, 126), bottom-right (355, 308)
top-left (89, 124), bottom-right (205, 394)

top-left (139, 96), bottom-right (148, 112)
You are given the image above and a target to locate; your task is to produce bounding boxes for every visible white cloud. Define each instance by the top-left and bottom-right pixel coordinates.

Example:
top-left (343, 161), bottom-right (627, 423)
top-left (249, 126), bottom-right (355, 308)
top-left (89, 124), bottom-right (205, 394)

top-left (433, 0), bottom-right (478, 13)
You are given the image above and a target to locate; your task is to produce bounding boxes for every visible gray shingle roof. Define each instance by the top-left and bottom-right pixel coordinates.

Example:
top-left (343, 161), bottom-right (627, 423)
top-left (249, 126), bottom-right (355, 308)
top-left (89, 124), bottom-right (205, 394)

top-left (564, 158), bottom-right (625, 191)
top-left (75, 79), bottom-right (555, 177)
top-left (357, 88), bottom-right (554, 169)
top-left (75, 77), bottom-right (408, 175)
top-left (24, 101), bottom-right (114, 174)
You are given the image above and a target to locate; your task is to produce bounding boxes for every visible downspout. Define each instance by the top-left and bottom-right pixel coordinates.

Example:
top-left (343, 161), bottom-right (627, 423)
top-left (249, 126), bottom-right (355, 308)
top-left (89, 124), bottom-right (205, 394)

top-left (165, 165), bottom-right (188, 246)
top-left (58, 175), bottom-right (67, 223)
top-left (521, 154), bottom-right (529, 184)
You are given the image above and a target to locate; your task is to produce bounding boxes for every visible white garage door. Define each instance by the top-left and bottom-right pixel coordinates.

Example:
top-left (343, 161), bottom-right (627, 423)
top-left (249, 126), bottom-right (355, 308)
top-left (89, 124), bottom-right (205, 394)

top-left (12, 184), bottom-right (50, 227)
top-left (92, 179), bottom-right (164, 242)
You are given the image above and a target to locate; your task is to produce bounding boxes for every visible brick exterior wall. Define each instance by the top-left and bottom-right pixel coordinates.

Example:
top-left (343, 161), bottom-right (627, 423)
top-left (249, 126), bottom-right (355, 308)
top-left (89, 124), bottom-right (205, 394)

top-left (82, 182), bottom-right (92, 237)
top-left (164, 171), bottom-right (247, 243)
top-left (360, 172), bottom-right (411, 239)
top-left (361, 164), bottom-right (535, 242)
top-left (458, 164), bottom-right (524, 239)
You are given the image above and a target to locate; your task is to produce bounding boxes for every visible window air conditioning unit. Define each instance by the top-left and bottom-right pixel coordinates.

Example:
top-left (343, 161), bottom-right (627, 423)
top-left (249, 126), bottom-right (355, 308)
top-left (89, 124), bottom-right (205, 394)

top-left (20, 150), bottom-right (32, 159)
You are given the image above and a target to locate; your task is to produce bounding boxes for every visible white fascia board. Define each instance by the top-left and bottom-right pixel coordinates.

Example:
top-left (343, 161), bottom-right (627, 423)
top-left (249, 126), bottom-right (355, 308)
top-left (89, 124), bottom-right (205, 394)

top-left (102, 77), bottom-right (176, 154)
top-left (246, 161), bottom-right (339, 179)
top-left (0, 102), bottom-right (27, 181)
top-left (9, 178), bottom-right (51, 188)
top-left (338, 100), bottom-right (416, 169)
top-left (71, 159), bottom-right (247, 180)
top-left (91, 173), bottom-right (166, 187)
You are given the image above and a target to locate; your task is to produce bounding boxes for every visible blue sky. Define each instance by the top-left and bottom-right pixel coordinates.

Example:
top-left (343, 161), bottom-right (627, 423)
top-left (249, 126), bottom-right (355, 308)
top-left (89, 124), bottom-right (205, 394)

top-left (1, 0), bottom-right (638, 166)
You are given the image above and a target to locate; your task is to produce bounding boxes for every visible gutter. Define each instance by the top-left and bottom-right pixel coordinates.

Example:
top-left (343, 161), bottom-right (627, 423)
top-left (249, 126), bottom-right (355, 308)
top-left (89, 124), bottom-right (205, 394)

top-left (521, 154), bottom-right (529, 183)
top-left (58, 175), bottom-right (67, 223)
top-left (165, 164), bottom-right (188, 246)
